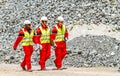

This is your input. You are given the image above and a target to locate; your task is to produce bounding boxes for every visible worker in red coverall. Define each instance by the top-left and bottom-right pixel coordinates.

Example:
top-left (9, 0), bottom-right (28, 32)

top-left (13, 20), bottom-right (36, 72)
top-left (51, 16), bottom-right (68, 70)
top-left (36, 16), bottom-right (51, 70)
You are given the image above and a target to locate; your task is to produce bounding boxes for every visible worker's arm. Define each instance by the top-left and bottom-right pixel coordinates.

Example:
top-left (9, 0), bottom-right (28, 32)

top-left (33, 29), bottom-right (40, 44)
top-left (35, 28), bottom-right (42, 44)
top-left (64, 27), bottom-right (69, 41)
top-left (51, 26), bottom-right (57, 40)
top-left (13, 30), bottom-right (24, 50)
top-left (33, 35), bottom-right (40, 44)
top-left (50, 26), bottom-right (57, 48)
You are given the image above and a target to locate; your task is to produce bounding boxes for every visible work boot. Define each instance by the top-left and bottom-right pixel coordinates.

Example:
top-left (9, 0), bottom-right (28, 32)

top-left (52, 67), bottom-right (62, 70)
top-left (57, 67), bottom-right (63, 70)
top-left (40, 67), bottom-right (46, 71)
top-left (27, 69), bottom-right (32, 72)
top-left (21, 67), bottom-right (26, 71)
top-left (57, 67), bottom-right (67, 70)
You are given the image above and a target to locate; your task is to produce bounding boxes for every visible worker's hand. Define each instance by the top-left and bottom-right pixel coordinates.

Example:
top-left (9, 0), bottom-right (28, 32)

top-left (13, 48), bottom-right (16, 50)
top-left (39, 44), bottom-right (42, 50)
top-left (53, 44), bottom-right (57, 49)
top-left (13, 46), bottom-right (17, 51)
top-left (34, 44), bottom-right (42, 51)
top-left (37, 50), bottom-right (40, 54)
top-left (53, 45), bottom-right (56, 49)
top-left (64, 37), bottom-right (68, 42)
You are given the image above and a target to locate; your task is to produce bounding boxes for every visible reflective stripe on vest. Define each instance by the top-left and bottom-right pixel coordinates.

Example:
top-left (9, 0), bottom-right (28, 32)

top-left (40, 26), bottom-right (50, 44)
top-left (22, 29), bottom-right (34, 46)
top-left (55, 25), bottom-right (66, 42)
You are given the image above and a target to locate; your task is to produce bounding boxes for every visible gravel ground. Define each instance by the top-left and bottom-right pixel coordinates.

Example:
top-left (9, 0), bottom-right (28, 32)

top-left (0, 64), bottom-right (120, 76)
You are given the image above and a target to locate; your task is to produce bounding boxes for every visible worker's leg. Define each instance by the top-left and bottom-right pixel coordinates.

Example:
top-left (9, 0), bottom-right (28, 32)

top-left (22, 46), bottom-right (33, 70)
top-left (45, 44), bottom-right (51, 61)
top-left (20, 54), bottom-right (26, 69)
top-left (54, 47), bottom-right (62, 69)
top-left (20, 46), bottom-right (27, 69)
top-left (39, 47), bottom-right (46, 70)
top-left (60, 47), bottom-right (66, 68)
top-left (61, 47), bottom-right (66, 61)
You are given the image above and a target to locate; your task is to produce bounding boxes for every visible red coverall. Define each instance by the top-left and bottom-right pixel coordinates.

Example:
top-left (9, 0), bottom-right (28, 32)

top-left (13, 27), bottom-right (37, 70)
top-left (51, 24), bottom-right (68, 69)
top-left (36, 25), bottom-right (51, 70)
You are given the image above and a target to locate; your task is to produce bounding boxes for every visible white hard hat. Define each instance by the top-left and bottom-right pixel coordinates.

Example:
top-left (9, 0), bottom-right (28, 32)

top-left (57, 16), bottom-right (64, 21)
top-left (24, 20), bottom-right (31, 25)
top-left (40, 16), bottom-right (48, 21)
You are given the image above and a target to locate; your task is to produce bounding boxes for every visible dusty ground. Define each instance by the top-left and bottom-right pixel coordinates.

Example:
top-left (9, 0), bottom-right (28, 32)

top-left (0, 64), bottom-right (120, 76)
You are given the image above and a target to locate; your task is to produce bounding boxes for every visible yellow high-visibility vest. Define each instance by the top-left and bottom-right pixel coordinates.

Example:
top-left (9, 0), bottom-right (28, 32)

top-left (55, 25), bottom-right (66, 42)
top-left (22, 29), bottom-right (34, 46)
top-left (40, 26), bottom-right (50, 44)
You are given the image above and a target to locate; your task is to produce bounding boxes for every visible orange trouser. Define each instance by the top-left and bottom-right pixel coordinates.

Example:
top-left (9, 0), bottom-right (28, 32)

top-left (54, 42), bottom-right (66, 69)
top-left (39, 43), bottom-right (51, 70)
top-left (20, 46), bottom-right (33, 70)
